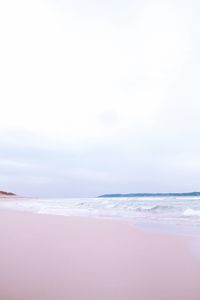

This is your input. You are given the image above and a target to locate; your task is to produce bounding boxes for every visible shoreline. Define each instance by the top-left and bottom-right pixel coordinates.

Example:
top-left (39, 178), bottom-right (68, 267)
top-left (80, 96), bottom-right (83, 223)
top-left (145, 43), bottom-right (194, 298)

top-left (0, 210), bottom-right (200, 299)
top-left (1, 196), bottom-right (200, 238)
top-left (0, 201), bottom-right (200, 238)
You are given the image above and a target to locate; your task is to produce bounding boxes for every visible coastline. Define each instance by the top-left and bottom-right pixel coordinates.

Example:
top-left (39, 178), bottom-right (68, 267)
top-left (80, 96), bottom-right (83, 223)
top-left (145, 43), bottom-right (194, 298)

top-left (0, 209), bottom-right (200, 300)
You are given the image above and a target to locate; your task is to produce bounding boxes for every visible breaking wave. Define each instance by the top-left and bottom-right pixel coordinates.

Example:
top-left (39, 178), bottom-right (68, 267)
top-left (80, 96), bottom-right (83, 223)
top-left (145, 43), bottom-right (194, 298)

top-left (183, 208), bottom-right (200, 217)
top-left (136, 205), bottom-right (175, 212)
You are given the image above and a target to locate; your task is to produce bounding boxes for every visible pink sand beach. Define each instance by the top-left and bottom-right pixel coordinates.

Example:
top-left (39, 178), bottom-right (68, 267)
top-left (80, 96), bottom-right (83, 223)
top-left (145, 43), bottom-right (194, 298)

top-left (0, 210), bottom-right (200, 300)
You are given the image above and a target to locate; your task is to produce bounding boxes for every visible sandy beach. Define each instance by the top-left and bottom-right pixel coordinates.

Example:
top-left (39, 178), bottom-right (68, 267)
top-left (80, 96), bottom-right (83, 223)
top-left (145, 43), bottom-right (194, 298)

top-left (0, 210), bottom-right (200, 300)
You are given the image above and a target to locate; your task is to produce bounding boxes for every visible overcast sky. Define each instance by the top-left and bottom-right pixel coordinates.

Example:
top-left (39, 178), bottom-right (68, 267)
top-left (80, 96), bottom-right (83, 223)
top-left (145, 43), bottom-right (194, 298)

top-left (0, 0), bottom-right (200, 197)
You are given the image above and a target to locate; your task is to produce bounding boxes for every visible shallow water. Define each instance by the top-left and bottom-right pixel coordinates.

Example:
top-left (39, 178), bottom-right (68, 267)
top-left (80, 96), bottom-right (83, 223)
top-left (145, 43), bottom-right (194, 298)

top-left (1, 196), bottom-right (200, 236)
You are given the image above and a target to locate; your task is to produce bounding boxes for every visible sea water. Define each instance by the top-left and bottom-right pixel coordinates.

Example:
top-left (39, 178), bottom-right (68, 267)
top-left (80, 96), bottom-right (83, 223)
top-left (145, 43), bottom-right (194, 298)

top-left (1, 196), bottom-right (200, 235)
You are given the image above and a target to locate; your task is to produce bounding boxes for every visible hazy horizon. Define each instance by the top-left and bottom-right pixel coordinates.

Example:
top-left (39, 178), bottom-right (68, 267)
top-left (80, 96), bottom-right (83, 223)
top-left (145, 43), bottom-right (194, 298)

top-left (1, 0), bottom-right (200, 197)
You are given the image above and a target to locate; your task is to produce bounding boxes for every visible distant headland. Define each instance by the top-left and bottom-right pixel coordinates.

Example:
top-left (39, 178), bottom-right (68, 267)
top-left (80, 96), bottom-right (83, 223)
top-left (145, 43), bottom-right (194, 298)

top-left (0, 191), bottom-right (16, 197)
top-left (98, 192), bottom-right (200, 198)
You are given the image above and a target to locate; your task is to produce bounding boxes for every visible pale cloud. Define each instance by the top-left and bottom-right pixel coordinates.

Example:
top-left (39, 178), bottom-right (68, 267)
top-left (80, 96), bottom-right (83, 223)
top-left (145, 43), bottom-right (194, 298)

top-left (0, 0), bottom-right (200, 196)
top-left (1, 0), bottom-right (186, 142)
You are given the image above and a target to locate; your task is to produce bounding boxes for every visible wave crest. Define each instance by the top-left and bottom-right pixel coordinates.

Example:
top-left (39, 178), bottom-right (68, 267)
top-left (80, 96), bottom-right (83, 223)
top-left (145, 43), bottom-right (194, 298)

top-left (136, 205), bottom-right (174, 212)
top-left (183, 208), bottom-right (200, 217)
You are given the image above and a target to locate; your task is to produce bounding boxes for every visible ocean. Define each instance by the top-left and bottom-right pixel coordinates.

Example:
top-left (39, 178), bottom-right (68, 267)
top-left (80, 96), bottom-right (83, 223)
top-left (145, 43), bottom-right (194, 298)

top-left (1, 196), bottom-right (200, 235)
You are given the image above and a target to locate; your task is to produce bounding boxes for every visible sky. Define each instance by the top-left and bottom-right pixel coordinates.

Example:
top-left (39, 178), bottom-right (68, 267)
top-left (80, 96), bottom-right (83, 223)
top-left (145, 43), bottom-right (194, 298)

top-left (0, 0), bottom-right (200, 197)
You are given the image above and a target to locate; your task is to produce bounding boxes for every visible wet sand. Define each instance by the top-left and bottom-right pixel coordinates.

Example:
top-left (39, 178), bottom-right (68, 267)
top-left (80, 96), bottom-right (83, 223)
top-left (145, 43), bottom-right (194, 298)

top-left (0, 210), bottom-right (200, 300)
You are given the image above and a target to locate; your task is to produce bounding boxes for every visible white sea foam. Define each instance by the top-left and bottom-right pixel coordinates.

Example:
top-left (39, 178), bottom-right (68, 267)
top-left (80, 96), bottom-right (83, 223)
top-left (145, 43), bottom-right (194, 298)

top-left (183, 208), bottom-right (200, 217)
